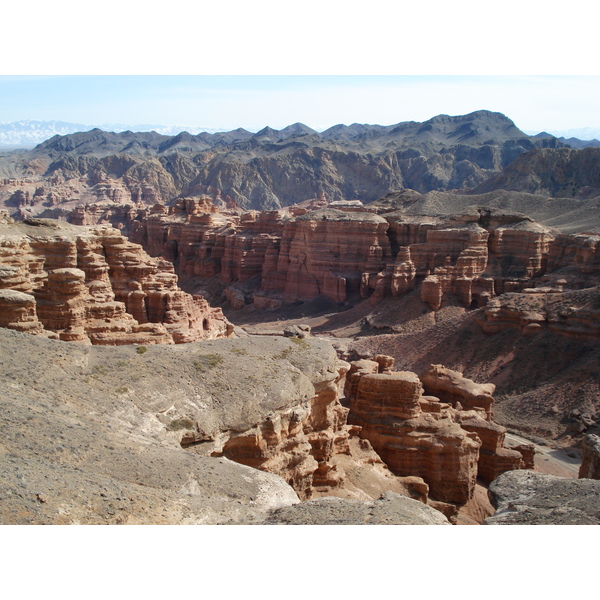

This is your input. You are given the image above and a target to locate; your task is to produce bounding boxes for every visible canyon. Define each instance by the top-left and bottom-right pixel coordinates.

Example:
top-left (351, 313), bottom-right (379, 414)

top-left (0, 111), bottom-right (599, 525)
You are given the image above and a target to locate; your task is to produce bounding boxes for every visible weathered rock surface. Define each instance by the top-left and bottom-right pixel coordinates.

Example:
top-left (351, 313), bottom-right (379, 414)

top-left (476, 286), bottom-right (600, 341)
top-left (263, 492), bottom-right (450, 525)
top-left (266, 209), bottom-right (391, 303)
top-left (485, 470), bottom-right (600, 524)
top-left (0, 218), bottom-right (232, 344)
top-left (579, 434), bottom-right (600, 479)
top-left (129, 198), bottom-right (600, 342)
top-left (346, 363), bottom-right (530, 504)
top-left (0, 328), bottom-right (442, 523)
top-left (421, 364), bottom-right (496, 419)
top-left (0, 329), bottom-right (297, 524)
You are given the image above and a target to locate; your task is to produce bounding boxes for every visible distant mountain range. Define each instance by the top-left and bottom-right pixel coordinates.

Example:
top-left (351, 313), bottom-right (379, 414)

top-left (544, 127), bottom-right (600, 141)
top-left (2, 110), bottom-right (599, 231)
top-left (0, 120), bottom-right (226, 147)
top-left (0, 110), bottom-right (575, 212)
top-left (2, 118), bottom-right (600, 149)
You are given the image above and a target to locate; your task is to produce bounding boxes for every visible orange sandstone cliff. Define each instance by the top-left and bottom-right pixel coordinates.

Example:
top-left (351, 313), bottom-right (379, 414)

top-left (0, 216), bottom-right (233, 344)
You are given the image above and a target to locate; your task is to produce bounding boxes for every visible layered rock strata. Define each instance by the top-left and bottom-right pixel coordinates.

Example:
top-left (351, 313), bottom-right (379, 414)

top-left (129, 201), bottom-right (600, 342)
top-left (0, 325), bottom-right (453, 524)
top-left (0, 218), bottom-right (232, 344)
top-left (420, 364), bottom-right (496, 419)
top-left (193, 338), bottom-right (429, 504)
top-left (476, 286), bottom-right (600, 340)
top-left (347, 361), bottom-right (532, 504)
top-left (261, 209), bottom-right (391, 303)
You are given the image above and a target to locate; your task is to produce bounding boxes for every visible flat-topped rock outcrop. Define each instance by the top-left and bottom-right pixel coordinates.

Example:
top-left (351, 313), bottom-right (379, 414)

top-left (346, 360), bottom-right (531, 505)
top-left (0, 218), bottom-right (233, 344)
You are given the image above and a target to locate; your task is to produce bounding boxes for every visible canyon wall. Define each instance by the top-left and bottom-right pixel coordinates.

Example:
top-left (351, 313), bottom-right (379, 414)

top-left (0, 215), bottom-right (232, 344)
top-left (128, 200), bottom-right (600, 341)
top-left (579, 434), bottom-right (600, 479)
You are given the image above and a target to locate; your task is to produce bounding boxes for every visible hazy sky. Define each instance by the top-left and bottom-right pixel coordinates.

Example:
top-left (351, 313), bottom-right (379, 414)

top-left (1, 75), bottom-right (599, 134)
top-left (2, 2), bottom-right (598, 135)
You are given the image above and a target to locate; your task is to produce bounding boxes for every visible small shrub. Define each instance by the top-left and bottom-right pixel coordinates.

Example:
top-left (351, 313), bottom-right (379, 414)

top-left (276, 348), bottom-right (293, 360)
top-left (193, 353), bottom-right (224, 372)
top-left (230, 347), bottom-right (248, 356)
top-left (289, 337), bottom-right (310, 350)
top-left (167, 418), bottom-right (195, 431)
top-left (136, 346), bottom-right (147, 355)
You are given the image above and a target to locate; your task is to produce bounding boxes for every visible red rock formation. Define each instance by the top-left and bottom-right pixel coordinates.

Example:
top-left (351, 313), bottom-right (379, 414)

top-left (456, 414), bottom-right (525, 483)
top-left (476, 287), bottom-right (600, 341)
top-left (262, 209), bottom-right (391, 303)
top-left (548, 233), bottom-right (600, 275)
top-left (348, 371), bottom-right (481, 503)
top-left (420, 364), bottom-right (496, 419)
top-left (346, 362), bottom-right (531, 503)
top-left (0, 219), bottom-right (233, 344)
top-left (124, 201), bottom-right (600, 335)
top-left (214, 355), bottom-right (427, 502)
top-left (0, 289), bottom-right (46, 335)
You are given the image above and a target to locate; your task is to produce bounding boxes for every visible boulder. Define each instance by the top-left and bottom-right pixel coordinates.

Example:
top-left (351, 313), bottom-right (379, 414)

top-left (485, 470), bottom-right (600, 525)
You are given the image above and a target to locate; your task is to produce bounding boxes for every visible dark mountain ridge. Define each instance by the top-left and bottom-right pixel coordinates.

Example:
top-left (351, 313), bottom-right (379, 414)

top-left (32, 110), bottom-right (561, 157)
top-left (473, 146), bottom-right (600, 199)
top-left (1, 110), bottom-right (580, 213)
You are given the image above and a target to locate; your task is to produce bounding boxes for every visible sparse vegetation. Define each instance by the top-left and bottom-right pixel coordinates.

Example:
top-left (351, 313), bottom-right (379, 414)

top-left (230, 347), bottom-right (248, 356)
top-left (193, 353), bottom-right (224, 372)
top-left (276, 348), bottom-right (293, 360)
top-left (167, 417), bottom-right (195, 431)
top-left (136, 346), bottom-right (147, 355)
top-left (289, 337), bottom-right (310, 350)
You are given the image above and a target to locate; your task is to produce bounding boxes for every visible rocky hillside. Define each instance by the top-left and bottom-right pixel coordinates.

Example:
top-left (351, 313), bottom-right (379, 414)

top-left (114, 198), bottom-right (600, 446)
top-left (0, 327), bottom-right (459, 524)
top-left (371, 188), bottom-right (600, 234)
top-left (0, 111), bottom-right (566, 216)
top-left (473, 147), bottom-right (600, 199)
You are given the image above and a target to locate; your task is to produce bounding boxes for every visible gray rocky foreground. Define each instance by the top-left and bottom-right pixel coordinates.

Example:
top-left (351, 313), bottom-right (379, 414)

top-left (0, 327), bottom-right (448, 524)
top-left (485, 470), bottom-right (600, 525)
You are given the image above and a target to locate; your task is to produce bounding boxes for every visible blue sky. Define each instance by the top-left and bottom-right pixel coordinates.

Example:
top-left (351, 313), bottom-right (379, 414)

top-left (1, 3), bottom-right (598, 134)
top-left (1, 75), bottom-right (599, 134)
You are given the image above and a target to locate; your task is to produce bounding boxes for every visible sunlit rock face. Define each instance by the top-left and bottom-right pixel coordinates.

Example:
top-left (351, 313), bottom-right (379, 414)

top-left (0, 218), bottom-right (233, 344)
top-left (346, 363), bottom-right (532, 505)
